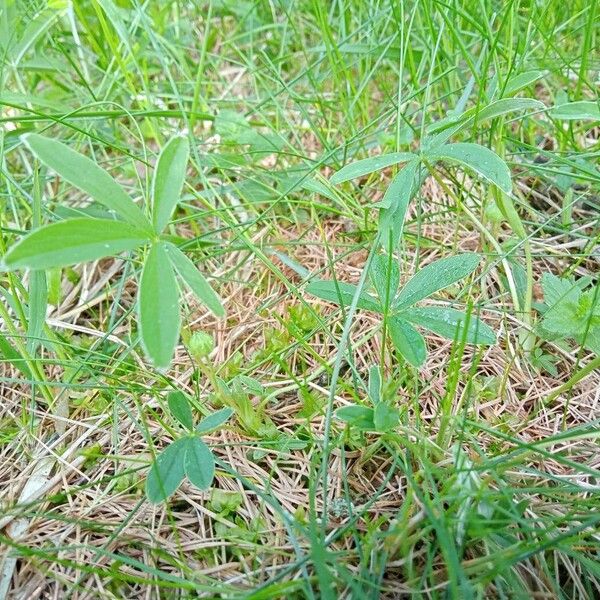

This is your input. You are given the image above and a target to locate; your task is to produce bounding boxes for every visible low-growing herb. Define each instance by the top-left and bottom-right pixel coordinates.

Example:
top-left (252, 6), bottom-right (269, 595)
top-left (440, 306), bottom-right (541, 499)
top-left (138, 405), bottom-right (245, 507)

top-left (145, 391), bottom-right (234, 503)
top-left (3, 134), bottom-right (224, 368)
top-left (307, 252), bottom-right (495, 367)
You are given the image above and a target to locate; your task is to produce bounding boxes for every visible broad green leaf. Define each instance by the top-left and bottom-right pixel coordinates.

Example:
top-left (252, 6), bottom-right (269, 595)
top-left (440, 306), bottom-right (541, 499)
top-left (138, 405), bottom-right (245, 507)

top-left (424, 98), bottom-right (544, 146)
top-left (388, 317), bottom-right (427, 367)
top-left (580, 325), bottom-right (600, 355)
top-left (374, 159), bottom-right (420, 210)
top-left (306, 280), bottom-right (382, 312)
top-left (145, 438), bottom-right (188, 503)
top-left (403, 306), bottom-right (496, 345)
top-left (184, 437), bottom-right (215, 490)
top-left (139, 243), bottom-right (181, 368)
top-left (374, 402), bottom-right (400, 432)
top-left (3, 218), bottom-right (149, 270)
top-left (550, 101), bottom-right (600, 121)
top-left (214, 109), bottom-right (252, 142)
top-left (0, 332), bottom-right (32, 378)
top-left (23, 134), bottom-right (151, 230)
top-left (368, 366), bottom-right (381, 405)
top-left (196, 407), bottom-right (235, 434)
top-left (330, 152), bottom-right (416, 184)
top-left (152, 136), bottom-right (190, 233)
top-left (426, 143), bottom-right (512, 194)
top-left (167, 391), bottom-right (194, 430)
top-left (541, 278), bottom-right (599, 339)
top-left (370, 253), bottom-right (400, 307)
top-left (541, 273), bottom-right (581, 308)
top-left (542, 301), bottom-right (580, 336)
top-left (335, 405), bottom-right (375, 429)
top-left (377, 160), bottom-right (420, 250)
top-left (504, 71), bottom-right (545, 95)
top-left (164, 243), bottom-right (224, 317)
top-left (474, 98), bottom-right (545, 123)
top-left (394, 254), bottom-right (481, 311)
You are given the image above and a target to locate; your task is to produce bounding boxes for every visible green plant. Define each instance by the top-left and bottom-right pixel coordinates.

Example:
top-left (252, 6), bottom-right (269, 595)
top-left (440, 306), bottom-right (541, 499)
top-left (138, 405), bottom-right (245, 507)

top-left (538, 273), bottom-right (600, 355)
top-left (214, 374), bottom-right (277, 438)
top-left (2, 134), bottom-right (224, 368)
top-left (145, 391), bottom-right (234, 504)
top-left (307, 252), bottom-right (496, 367)
top-left (330, 100), bottom-right (542, 252)
top-left (335, 366), bottom-right (399, 433)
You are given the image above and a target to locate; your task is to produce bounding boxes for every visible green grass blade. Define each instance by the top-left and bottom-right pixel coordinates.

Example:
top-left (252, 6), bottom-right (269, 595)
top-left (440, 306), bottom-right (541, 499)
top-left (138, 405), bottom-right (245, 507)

top-left (0, 332), bottom-right (32, 378)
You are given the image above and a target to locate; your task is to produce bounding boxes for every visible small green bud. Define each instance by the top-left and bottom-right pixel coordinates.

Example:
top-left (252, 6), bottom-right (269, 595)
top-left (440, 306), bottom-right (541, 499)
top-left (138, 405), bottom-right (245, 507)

top-left (187, 331), bottom-right (214, 361)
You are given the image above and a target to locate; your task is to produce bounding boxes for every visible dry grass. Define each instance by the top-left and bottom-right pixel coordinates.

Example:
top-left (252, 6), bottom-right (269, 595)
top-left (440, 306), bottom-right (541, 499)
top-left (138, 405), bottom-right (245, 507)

top-left (2, 170), bottom-right (599, 597)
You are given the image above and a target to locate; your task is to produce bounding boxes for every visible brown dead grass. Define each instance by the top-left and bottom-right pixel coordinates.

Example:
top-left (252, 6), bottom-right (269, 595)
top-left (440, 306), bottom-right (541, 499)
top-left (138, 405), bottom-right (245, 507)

top-left (1, 175), bottom-right (599, 599)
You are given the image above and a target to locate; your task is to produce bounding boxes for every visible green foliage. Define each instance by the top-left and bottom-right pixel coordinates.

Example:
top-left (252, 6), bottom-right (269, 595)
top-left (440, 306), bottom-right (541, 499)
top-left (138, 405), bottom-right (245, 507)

top-left (307, 252), bottom-right (495, 367)
top-left (550, 101), bottom-right (600, 121)
top-left (145, 393), bottom-right (234, 504)
top-left (2, 134), bottom-right (224, 368)
top-left (215, 375), bottom-right (277, 438)
top-left (330, 114), bottom-right (517, 252)
top-left (139, 243), bottom-right (181, 369)
top-left (539, 273), bottom-right (600, 354)
top-left (335, 366), bottom-right (399, 433)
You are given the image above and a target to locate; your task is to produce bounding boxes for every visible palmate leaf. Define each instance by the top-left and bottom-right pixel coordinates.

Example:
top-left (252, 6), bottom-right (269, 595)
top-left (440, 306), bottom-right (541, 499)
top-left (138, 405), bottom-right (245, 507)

top-left (541, 273), bottom-right (581, 308)
top-left (3, 218), bottom-right (150, 270)
top-left (388, 317), bottom-right (427, 367)
top-left (23, 134), bottom-right (151, 231)
top-left (305, 280), bottom-right (382, 312)
top-left (426, 98), bottom-right (544, 137)
top-left (145, 438), bottom-right (188, 504)
top-left (424, 98), bottom-right (544, 150)
top-left (402, 306), bottom-right (496, 345)
top-left (164, 243), bottom-right (224, 317)
top-left (139, 243), bottom-right (181, 368)
top-left (425, 142), bottom-right (512, 194)
top-left (152, 136), bottom-right (190, 233)
top-left (394, 253), bottom-right (481, 311)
